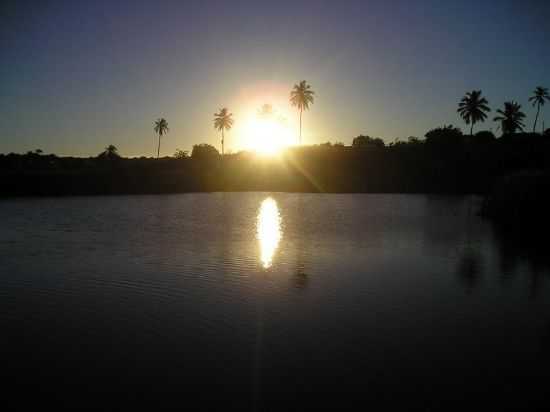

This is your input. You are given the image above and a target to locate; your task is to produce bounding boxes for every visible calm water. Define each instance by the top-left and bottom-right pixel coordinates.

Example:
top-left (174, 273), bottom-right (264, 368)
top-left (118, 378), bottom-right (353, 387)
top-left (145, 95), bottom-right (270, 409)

top-left (2, 193), bottom-right (550, 410)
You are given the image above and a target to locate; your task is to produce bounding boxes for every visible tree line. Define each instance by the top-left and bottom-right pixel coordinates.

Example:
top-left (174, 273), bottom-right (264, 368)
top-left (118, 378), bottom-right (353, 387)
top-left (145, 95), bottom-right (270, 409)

top-left (1, 83), bottom-right (549, 197)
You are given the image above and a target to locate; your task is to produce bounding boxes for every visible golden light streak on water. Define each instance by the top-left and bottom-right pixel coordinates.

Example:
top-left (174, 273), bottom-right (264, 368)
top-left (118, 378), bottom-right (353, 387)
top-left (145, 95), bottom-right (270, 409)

top-left (257, 197), bottom-right (282, 269)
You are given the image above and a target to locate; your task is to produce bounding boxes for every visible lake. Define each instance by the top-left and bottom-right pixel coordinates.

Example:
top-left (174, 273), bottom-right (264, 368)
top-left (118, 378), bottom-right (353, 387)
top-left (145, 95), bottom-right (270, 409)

top-left (2, 193), bottom-right (549, 410)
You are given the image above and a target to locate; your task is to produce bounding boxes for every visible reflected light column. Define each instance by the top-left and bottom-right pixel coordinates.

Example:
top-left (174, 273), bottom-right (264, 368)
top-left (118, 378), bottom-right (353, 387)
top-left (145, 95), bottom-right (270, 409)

top-left (257, 197), bottom-right (282, 269)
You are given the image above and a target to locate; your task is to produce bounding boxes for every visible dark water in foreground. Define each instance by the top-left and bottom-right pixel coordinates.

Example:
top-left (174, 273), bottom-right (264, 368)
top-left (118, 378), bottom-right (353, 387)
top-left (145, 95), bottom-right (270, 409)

top-left (2, 193), bottom-right (550, 410)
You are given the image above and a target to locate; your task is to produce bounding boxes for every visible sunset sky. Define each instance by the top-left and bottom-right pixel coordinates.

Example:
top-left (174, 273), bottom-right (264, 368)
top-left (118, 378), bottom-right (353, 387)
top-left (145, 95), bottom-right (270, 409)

top-left (1, 0), bottom-right (549, 156)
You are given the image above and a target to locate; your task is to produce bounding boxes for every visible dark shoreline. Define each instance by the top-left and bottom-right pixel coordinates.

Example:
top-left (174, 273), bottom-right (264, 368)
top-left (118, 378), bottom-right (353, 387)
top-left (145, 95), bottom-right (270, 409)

top-left (2, 133), bottom-right (548, 201)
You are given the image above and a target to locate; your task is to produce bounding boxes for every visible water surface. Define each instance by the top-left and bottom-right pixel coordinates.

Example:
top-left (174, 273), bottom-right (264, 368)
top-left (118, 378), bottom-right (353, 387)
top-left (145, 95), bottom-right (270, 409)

top-left (2, 193), bottom-right (549, 410)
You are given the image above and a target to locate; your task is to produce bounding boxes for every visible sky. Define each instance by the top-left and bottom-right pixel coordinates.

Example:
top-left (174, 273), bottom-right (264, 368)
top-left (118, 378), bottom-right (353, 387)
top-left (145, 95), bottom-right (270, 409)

top-left (1, 0), bottom-right (549, 157)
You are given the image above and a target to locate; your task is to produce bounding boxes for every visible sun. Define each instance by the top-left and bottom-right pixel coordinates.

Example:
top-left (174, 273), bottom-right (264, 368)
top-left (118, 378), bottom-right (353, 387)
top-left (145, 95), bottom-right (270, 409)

top-left (242, 111), bottom-right (295, 155)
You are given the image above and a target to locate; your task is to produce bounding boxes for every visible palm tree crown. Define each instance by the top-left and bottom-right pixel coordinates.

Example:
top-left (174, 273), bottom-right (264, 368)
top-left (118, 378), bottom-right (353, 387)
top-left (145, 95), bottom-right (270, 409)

top-left (457, 90), bottom-right (490, 135)
top-left (153, 118), bottom-right (169, 158)
top-left (493, 101), bottom-right (526, 135)
top-left (528, 86), bottom-right (550, 133)
top-left (290, 80), bottom-right (315, 144)
top-left (213, 108), bottom-right (234, 155)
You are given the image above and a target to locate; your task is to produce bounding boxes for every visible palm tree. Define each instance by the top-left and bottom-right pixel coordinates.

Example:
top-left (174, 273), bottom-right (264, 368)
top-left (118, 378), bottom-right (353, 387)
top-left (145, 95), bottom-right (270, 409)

top-left (290, 80), bottom-right (315, 145)
top-left (528, 86), bottom-right (550, 133)
top-left (457, 90), bottom-right (490, 136)
top-left (213, 108), bottom-right (234, 156)
top-left (153, 118), bottom-right (169, 158)
top-left (493, 101), bottom-right (526, 135)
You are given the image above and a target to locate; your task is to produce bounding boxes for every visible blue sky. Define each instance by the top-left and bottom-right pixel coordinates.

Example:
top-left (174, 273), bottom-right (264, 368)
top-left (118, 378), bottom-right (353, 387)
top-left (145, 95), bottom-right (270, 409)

top-left (1, 0), bottom-right (549, 156)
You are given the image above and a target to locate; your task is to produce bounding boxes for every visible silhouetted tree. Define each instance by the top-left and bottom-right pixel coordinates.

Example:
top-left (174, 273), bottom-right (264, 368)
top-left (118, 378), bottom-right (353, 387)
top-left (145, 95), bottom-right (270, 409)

top-left (213, 108), bottom-right (234, 156)
top-left (174, 149), bottom-right (189, 159)
top-left (529, 86), bottom-right (550, 133)
top-left (457, 90), bottom-right (490, 136)
top-left (191, 143), bottom-right (220, 160)
top-left (290, 80), bottom-right (315, 145)
top-left (494, 102), bottom-right (526, 135)
top-left (352, 135), bottom-right (385, 148)
top-left (98, 145), bottom-right (120, 159)
top-left (407, 136), bottom-right (423, 144)
top-left (154, 118), bottom-right (169, 158)
top-left (425, 125), bottom-right (463, 146)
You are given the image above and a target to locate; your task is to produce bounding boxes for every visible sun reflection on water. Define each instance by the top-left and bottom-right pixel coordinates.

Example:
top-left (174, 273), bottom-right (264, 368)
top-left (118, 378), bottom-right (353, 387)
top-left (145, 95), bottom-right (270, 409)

top-left (257, 197), bottom-right (282, 269)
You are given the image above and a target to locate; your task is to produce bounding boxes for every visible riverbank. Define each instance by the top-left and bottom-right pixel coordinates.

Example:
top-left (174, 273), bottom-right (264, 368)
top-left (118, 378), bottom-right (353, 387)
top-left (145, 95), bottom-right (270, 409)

top-left (2, 135), bottom-right (548, 197)
top-left (482, 171), bottom-right (550, 228)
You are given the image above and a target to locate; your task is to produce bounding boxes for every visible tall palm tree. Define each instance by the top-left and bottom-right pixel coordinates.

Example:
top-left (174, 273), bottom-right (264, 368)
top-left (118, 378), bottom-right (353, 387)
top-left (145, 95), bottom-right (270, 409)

top-left (290, 80), bottom-right (315, 145)
top-left (153, 118), bottom-right (169, 158)
top-left (528, 86), bottom-right (550, 133)
top-left (213, 108), bottom-right (234, 156)
top-left (493, 101), bottom-right (526, 135)
top-left (457, 90), bottom-right (490, 136)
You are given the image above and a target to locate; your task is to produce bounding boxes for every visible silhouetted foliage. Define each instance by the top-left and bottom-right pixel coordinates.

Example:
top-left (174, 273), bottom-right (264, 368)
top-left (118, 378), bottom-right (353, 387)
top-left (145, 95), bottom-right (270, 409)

top-left (425, 125), bottom-right (463, 146)
top-left (174, 149), bottom-right (189, 159)
top-left (494, 101), bottom-right (526, 135)
top-left (2, 128), bottom-right (550, 197)
top-left (98, 145), bottom-right (120, 160)
top-left (457, 90), bottom-right (491, 135)
top-left (474, 130), bottom-right (496, 144)
top-left (352, 135), bottom-right (385, 148)
top-left (290, 80), bottom-right (315, 145)
top-left (407, 136), bottom-right (423, 144)
top-left (191, 143), bottom-right (219, 160)
top-left (528, 86), bottom-right (550, 133)
top-left (213, 108), bottom-right (234, 156)
top-left (154, 118), bottom-right (169, 158)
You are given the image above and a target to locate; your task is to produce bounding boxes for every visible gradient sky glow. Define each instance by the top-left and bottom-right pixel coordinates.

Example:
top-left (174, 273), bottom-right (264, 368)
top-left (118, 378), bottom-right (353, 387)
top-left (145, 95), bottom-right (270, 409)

top-left (1, 0), bottom-right (549, 156)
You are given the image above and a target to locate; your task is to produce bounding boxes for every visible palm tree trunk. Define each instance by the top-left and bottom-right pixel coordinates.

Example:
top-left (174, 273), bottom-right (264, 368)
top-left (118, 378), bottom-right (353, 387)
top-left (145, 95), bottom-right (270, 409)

top-left (221, 129), bottom-right (224, 156)
top-left (533, 104), bottom-right (541, 133)
top-left (157, 134), bottom-right (161, 158)
top-left (299, 108), bottom-right (302, 145)
top-left (470, 123), bottom-right (474, 136)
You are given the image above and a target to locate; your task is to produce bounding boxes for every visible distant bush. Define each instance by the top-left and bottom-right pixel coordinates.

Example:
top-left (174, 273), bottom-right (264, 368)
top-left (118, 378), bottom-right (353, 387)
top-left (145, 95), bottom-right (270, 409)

top-left (191, 144), bottom-right (219, 162)
top-left (174, 149), bottom-right (189, 159)
top-left (352, 135), bottom-right (385, 148)
top-left (407, 136), bottom-right (423, 144)
top-left (97, 145), bottom-right (120, 160)
top-left (425, 125), bottom-right (463, 146)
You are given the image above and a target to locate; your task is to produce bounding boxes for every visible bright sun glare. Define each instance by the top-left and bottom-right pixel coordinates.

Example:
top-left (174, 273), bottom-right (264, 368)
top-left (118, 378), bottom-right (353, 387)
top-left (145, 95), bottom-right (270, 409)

top-left (243, 114), bottom-right (295, 155)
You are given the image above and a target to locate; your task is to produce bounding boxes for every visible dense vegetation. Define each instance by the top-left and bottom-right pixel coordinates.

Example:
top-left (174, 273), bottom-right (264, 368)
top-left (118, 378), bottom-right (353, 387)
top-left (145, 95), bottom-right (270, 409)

top-left (2, 85), bottom-right (549, 198)
top-left (1, 128), bottom-right (549, 197)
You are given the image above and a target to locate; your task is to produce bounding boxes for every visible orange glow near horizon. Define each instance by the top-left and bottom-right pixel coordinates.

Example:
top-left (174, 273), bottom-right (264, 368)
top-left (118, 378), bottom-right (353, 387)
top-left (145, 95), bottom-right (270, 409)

top-left (231, 82), bottom-right (299, 154)
top-left (241, 112), bottom-right (295, 155)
